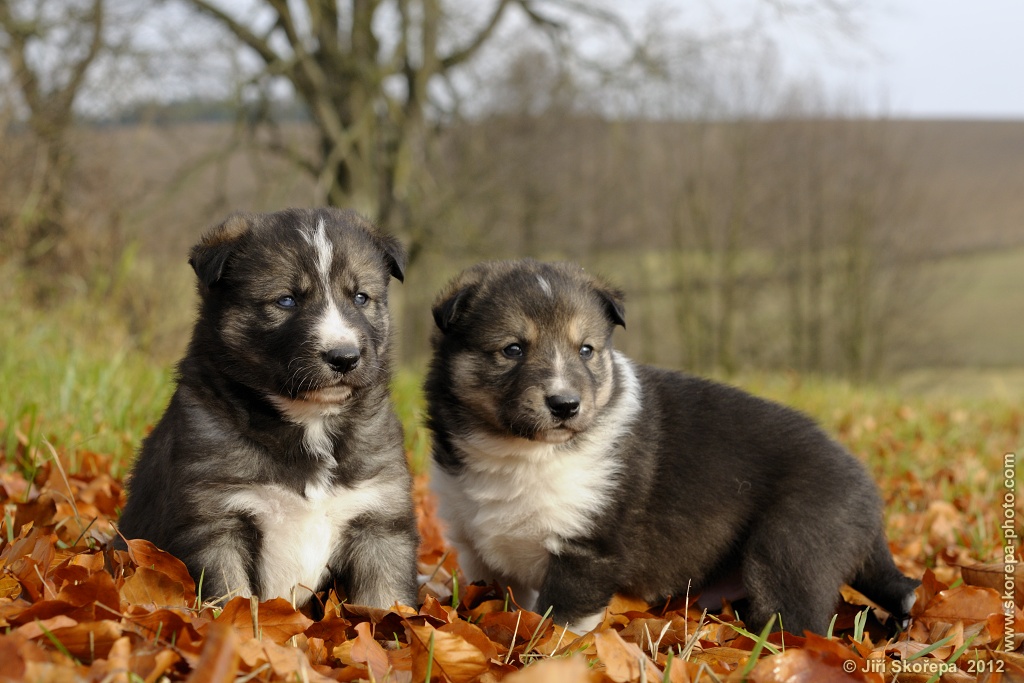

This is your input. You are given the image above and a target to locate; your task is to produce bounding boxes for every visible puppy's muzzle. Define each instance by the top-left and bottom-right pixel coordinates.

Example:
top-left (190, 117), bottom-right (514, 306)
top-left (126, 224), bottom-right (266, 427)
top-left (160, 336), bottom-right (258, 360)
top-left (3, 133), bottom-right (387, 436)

top-left (323, 345), bottom-right (361, 374)
top-left (545, 393), bottom-right (581, 420)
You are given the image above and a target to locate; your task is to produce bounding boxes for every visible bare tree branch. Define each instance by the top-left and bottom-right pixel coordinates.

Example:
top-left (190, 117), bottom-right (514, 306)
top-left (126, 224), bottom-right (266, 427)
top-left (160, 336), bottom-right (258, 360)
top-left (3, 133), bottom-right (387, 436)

top-left (439, 0), bottom-right (513, 70)
top-left (187, 0), bottom-right (280, 66)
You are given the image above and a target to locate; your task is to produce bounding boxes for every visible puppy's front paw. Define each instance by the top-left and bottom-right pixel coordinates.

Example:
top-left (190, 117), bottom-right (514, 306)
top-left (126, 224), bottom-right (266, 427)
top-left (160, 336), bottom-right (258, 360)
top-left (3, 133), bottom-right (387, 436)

top-left (565, 609), bottom-right (606, 636)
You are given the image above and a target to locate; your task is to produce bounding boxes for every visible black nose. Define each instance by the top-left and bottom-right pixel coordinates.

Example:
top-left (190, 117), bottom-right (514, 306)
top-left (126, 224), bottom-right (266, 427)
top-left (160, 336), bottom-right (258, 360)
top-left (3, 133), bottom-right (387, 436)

top-left (323, 346), bottom-right (360, 373)
top-left (545, 394), bottom-right (581, 420)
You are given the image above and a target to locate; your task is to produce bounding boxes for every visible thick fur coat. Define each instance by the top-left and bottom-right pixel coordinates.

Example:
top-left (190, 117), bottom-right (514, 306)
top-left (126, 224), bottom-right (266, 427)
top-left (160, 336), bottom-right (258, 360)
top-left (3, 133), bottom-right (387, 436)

top-left (426, 259), bottom-right (918, 635)
top-left (118, 208), bottom-right (418, 609)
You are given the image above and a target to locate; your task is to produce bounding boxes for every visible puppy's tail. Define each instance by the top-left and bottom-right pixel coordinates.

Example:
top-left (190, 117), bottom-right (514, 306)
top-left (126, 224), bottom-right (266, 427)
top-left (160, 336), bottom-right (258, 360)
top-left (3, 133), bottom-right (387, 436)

top-left (850, 530), bottom-right (920, 628)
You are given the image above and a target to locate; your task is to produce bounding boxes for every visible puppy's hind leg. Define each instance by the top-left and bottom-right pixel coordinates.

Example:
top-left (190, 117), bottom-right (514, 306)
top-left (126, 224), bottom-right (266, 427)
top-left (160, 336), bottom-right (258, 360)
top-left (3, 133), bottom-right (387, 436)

top-left (850, 529), bottom-right (920, 628)
top-left (740, 521), bottom-right (846, 636)
top-left (337, 513), bottom-right (419, 609)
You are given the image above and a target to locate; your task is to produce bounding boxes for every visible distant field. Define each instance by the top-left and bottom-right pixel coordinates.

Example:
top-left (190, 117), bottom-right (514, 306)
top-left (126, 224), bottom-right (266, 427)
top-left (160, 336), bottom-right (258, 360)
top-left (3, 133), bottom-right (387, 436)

top-left (12, 118), bottom-right (1019, 375)
top-left (909, 245), bottom-right (1024, 371)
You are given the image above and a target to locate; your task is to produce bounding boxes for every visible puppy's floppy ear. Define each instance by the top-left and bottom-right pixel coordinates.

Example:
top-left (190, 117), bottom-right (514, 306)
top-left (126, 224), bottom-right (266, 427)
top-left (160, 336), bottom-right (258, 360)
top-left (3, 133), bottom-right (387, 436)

top-left (189, 212), bottom-right (253, 291)
top-left (374, 231), bottom-right (407, 283)
top-left (596, 285), bottom-right (626, 328)
top-left (432, 270), bottom-right (485, 333)
top-left (432, 286), bottom-right (474, 333)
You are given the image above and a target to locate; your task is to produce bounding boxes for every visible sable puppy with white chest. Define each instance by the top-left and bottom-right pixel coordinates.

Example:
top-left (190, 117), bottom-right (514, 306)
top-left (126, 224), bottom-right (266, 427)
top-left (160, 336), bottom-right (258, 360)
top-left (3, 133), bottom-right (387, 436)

top-left (426, 259), bottom-right (918, 635)
top-left (118, 207), bottom-right (418, 609)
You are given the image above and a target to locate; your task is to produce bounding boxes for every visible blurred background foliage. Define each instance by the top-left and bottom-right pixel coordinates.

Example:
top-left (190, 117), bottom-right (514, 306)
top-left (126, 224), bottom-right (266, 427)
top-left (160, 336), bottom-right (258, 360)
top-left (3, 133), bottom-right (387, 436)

top-left (0, 0), bottom-right (1021, 427)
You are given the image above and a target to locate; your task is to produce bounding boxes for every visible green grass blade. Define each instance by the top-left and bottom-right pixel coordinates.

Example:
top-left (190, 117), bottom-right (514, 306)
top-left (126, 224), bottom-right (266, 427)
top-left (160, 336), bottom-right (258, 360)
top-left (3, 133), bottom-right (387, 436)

top-left (739, 614), bottom-right (777, 679)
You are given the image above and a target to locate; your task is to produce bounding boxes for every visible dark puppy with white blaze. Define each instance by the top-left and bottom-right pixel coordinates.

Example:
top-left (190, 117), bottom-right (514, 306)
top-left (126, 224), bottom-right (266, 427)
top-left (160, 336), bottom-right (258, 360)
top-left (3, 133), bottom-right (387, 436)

top-left (426, 259), bottom-right (919, 635)
top-left (118, 207), bottom-right (418, 609)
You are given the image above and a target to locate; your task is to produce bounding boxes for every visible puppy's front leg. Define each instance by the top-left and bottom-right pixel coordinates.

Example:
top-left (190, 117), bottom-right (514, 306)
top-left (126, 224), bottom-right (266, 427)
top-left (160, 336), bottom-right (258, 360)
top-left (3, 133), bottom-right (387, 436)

top-left (535, 548), bottom-right (618, 635)
top-left (337, 513), bottom-right (419, 609)
top-left (190, 515), bottom-right (260, 603)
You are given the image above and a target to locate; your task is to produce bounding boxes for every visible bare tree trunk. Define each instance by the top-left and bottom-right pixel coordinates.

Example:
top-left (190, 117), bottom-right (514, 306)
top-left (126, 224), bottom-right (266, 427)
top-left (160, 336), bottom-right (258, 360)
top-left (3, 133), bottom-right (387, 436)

top-left (0, 0), bottom-right (105, 283)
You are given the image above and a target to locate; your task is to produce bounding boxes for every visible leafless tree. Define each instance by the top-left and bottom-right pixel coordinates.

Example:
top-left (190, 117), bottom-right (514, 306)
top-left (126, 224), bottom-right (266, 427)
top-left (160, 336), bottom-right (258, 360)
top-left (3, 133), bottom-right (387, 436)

top-left (175, 0), bottom-right (635, 254)
top-left (0, 0), bottom-right (106, 273)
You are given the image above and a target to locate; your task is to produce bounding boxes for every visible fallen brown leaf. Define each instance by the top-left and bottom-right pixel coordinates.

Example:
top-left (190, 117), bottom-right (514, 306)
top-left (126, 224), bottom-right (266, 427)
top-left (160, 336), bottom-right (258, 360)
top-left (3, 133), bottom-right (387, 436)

top-left (121, 566), bottom-right (187, 609)
top-left (213, 596), bottom-right (313, 645)
top-left (185, 621), bottom-right (239, 683)
top-left (407, 622), bottom-right (490, 683)
top-left (960, 561), bottom-right (1024, 609)
top-left (593, 628), bottom-right (662, 683)
top-left (502, 655), bottom-right (598, 683)
top-left (916, 585), bottom-right (1003, 626)
top-left (350, 620), bottom-right (393, 681)
top-left (124, 539), bottom-right (197, 604)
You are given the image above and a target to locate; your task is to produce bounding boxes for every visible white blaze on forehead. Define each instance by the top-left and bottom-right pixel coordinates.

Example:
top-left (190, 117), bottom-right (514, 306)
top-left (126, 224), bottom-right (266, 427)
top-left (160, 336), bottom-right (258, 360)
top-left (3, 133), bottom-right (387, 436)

top-left (536, 275), bottom-right (553, 298)
top-left (301, 218), bottom-right (359, 350)
top-left (302, 218), bottom-right (334, 283)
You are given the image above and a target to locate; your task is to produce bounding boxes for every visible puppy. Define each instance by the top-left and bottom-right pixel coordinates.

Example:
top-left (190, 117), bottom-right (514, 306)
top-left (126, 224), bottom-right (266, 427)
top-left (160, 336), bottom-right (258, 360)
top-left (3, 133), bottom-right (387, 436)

top-left (425, 259), bottom-right (918, 635)
top-left (118, 208), bottom-right (418, 609)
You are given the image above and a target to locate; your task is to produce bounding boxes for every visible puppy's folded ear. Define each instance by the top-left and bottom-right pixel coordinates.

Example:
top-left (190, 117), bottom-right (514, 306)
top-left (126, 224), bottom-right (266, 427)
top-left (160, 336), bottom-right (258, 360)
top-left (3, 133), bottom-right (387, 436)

top-left (596, 286), bottom-right (626, 328)
top-left (189, 212), bottom-right (254, 291)
top-left (432, 286), bottom-right (475, 333)
top-left (374, 232), bottom-right (407, 283)
top-left (432, 269), bottom-right (486, 333)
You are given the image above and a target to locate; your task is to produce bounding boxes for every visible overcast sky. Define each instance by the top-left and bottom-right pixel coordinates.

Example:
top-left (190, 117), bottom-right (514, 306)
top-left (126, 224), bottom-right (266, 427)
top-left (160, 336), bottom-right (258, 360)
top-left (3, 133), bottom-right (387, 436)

top-left (641, 0), bottom-right (1024, 119)
top-left (823, 0), bottom-right (1023, 118)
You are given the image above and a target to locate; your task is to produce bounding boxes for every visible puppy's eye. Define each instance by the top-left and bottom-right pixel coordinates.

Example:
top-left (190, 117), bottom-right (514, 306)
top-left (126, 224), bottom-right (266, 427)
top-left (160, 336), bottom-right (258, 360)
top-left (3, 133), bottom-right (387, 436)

top-left (353, 292), bottom-right (369, 306)
top-left (502, 343), bottom-right (524, 359)
top-left (579, 344), bottom-right (595, 360)
top-left (276, 295), bottom-right (297, 309)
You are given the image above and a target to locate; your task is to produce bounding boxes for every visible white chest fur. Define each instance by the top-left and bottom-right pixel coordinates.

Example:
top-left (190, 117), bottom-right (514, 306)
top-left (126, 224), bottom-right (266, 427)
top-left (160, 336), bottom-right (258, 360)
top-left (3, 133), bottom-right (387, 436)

top-left (433, 355), bottom-right (642, 593)
top-left (225, 478), bottom-right (392, 604)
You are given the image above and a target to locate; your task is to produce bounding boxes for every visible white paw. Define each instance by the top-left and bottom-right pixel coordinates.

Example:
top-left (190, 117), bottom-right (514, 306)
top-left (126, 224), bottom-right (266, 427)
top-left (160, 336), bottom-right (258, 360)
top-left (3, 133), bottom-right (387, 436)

top-left (566, 610), bottom-right (605, 635)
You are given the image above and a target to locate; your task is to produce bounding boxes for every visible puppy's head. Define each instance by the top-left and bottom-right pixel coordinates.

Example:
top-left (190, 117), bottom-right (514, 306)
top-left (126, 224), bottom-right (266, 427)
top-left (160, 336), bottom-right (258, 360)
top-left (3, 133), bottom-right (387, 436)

top-left (189, 208), bottom-right (405, 411)
top-left (431, 259), bottom-right (625, 444)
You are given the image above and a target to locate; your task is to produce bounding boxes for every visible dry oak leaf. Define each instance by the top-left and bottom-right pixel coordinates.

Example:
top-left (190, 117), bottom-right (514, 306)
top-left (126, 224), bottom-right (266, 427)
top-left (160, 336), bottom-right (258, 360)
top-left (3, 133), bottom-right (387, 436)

top-left (478, 609), bottom-right (549, 651)
top-left (121, 566), bottom-right (188, 609)
top-left (350, 620), bottom-right (395, 681)
top-left (687, 646), bottom-right (749, 671)
top-left (43, 618), bottom-right (123, 661)
top-left (47, 567), bottom-right (120, 619)
top-left (916, 585), bottom-right (1003, 627)
top-left (125, 606), bottom-right (202, 644)
top-left (420, 594), bottom-right (457, 624)
top-left (960, 561), bottom-right (1024, 609)
top-left (748, 634), bottom-right (882, 683)
top-left (0, 632), bottom-right (45, 680)
top-left (593, 628), bottom-right (663, 683)
top-left (342, 601), bottom-right (418, 642)
top-left (212, 596), bottom-right (313, 645)
top-left (15, 614), bottom-right (77, 640)
top-left (51, 555), bottom-right (102, 590)
top-left (502, 655), bottom-right (600, 683)
top-left (123, 538), bottom-right (197, 603)
top-left (86, 635), bottom-right (182, 683)
top-left (237, 637), bottom-right (335, 682)
top-left (4, 529), bottom-right (58, 602)
top-left (440, 618), bottom-right (501, 662)
top-left (185, 621), bottom-right (240, 683)
top-left (406, 621), bottom-right (490, 683)
top-left (911, 569), bottom-right (949, 618)
top-left (303, 610), bottom-right (352, 652)
top-left (86, 634), bottom-right (130, 680)
top-left (618, 616), bottom-right (691, 651)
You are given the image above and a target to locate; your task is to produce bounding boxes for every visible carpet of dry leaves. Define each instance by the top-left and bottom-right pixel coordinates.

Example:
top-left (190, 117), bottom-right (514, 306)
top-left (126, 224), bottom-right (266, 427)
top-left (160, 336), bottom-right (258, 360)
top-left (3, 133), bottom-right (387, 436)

top-left (1, 428), bottom-right (1022, 682)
